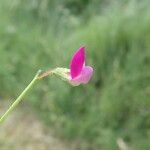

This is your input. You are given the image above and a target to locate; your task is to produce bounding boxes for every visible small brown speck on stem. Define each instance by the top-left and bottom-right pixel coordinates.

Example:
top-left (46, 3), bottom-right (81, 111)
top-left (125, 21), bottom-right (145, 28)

top-left (37, 70), bottom-right (53, 80)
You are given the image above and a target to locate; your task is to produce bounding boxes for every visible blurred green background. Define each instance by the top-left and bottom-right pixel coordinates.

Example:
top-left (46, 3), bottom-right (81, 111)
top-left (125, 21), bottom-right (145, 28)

top-left (0, 0), bottom-right (150, 149)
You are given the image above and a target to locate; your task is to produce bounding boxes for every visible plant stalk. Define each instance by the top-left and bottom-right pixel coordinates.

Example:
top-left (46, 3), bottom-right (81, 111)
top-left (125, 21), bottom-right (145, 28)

top-left (0, 70), bottom-right (41, 123)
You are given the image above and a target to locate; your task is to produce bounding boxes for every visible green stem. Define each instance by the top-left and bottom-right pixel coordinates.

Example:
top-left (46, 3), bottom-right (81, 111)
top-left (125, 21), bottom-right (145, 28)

top-left (0, 70), bottom-right (42, 123)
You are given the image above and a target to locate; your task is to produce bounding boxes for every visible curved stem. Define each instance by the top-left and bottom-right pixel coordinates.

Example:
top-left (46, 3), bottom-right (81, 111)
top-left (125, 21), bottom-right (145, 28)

top-left (0, 70), bottom-right (42, 123)
top-left (37, 69), bottom-right (53, 79)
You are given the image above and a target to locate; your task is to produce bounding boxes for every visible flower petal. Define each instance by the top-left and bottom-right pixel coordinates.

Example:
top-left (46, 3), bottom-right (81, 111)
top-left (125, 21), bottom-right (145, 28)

top-left (70, 66), bottom-right (93, 86)
top-left (70, 47), bottom-right (85, 79)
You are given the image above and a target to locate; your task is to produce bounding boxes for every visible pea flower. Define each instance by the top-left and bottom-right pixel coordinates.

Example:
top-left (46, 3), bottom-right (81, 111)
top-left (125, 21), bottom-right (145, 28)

top-left (69, 47), bottom-right (93, 86)
top-left (38, 47), bottom-right (93, 86)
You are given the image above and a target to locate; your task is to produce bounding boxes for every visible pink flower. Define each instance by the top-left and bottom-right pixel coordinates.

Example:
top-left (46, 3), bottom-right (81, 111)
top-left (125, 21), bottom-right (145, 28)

top-left (69, 47), bottom-right (93, 86)
top-left (38, 46), bottom-right (93, 86)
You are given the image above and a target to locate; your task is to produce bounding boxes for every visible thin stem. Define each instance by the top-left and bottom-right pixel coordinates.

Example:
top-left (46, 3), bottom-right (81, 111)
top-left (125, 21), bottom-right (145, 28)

top-left (37, 69), bottom-right (53, 79)
top-left (0, 70), bottom-right (42, 123)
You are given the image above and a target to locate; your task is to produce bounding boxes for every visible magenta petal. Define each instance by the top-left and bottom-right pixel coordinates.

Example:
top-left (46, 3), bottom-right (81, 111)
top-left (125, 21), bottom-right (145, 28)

top-left (70, 47), bottom-right (85, 79)
top-left (70, 66), bottom-right (93, 86)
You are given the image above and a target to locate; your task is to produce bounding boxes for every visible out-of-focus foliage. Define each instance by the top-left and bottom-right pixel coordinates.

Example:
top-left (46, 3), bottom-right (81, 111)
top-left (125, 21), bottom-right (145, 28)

top-left (0, 0), bottom-right (150, 149)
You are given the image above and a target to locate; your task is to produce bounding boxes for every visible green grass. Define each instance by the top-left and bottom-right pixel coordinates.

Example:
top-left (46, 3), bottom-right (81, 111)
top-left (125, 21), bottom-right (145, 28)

top-left (0, 0), bottom-right (150, 149)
